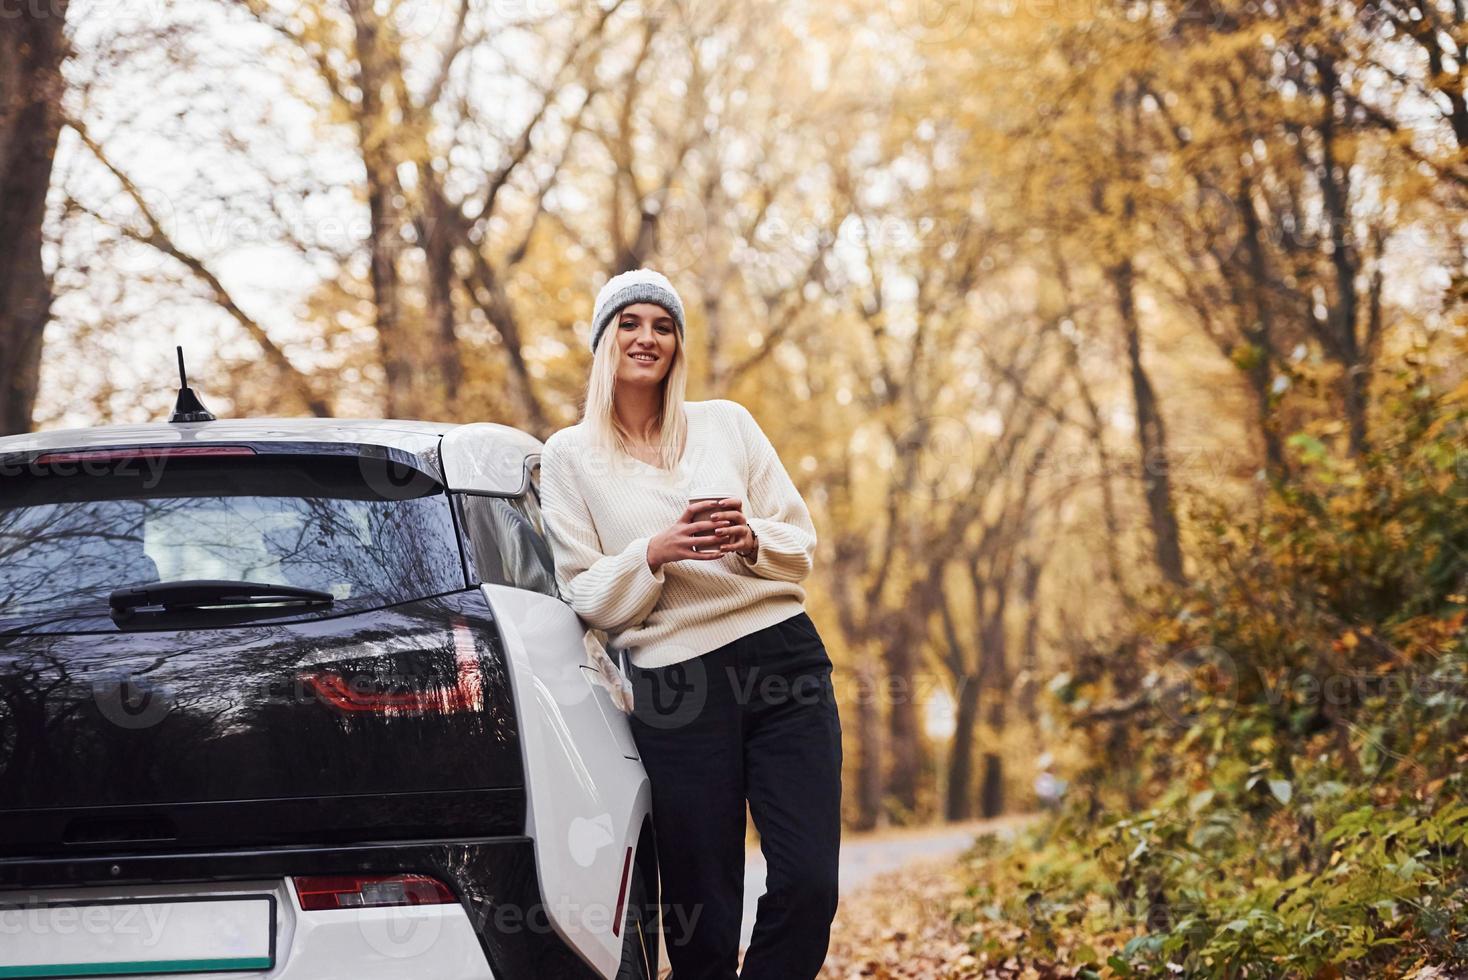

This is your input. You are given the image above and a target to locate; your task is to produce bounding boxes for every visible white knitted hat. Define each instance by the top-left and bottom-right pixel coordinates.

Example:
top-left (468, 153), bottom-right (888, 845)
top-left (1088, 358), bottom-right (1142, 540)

top-left (589, 268), bottom-right (686, 353)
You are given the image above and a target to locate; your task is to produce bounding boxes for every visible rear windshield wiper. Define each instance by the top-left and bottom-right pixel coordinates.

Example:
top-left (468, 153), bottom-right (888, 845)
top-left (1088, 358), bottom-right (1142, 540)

top-left (109, 579), bottom-right (336, 618)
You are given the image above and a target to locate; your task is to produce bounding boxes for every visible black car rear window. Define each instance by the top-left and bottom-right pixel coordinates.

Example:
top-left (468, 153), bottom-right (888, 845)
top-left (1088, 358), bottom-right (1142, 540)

top-left (0, 453), bottom-right (466, 624)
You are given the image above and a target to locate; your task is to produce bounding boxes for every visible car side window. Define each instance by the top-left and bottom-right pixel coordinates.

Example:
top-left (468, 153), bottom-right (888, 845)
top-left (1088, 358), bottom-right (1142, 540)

top-left (459, 491), bottom-right (559, 598)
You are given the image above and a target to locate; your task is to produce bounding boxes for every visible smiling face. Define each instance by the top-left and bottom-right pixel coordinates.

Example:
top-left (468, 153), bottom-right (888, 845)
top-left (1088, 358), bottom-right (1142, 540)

top-left (612, 302), bottom-right (678, 388)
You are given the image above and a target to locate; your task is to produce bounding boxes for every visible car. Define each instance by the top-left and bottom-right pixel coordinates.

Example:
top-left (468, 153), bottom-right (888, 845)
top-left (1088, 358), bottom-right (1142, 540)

top-left (0, 377), bottom-right (659, 979)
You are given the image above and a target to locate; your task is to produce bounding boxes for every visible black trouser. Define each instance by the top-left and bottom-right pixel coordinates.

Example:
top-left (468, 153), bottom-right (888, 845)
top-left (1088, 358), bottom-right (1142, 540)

top-left (625, 610), bottom-right (844, 980)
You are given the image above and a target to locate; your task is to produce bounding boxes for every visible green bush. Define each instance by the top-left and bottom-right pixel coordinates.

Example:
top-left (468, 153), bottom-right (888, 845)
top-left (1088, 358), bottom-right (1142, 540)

top-left (954, 365), bottom-right (1468, 976)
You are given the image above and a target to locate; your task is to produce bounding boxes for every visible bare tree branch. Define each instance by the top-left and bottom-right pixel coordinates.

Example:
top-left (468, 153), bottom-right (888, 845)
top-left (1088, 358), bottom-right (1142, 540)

top-left (69, 119), bottom-right (332, 417)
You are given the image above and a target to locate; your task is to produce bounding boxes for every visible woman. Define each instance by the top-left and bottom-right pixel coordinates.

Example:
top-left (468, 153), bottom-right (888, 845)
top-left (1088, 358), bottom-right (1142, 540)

top-left (537, 268), bottom-right (843, 980)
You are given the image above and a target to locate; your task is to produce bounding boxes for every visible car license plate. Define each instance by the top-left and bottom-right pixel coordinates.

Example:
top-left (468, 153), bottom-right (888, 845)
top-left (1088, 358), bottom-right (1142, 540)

top-left (0, 895), bottom-right (275, 978)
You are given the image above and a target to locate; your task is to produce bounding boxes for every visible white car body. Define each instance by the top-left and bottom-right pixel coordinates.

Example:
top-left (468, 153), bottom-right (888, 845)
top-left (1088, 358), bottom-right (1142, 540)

top-left (0, 417), bottom-right (657, 980)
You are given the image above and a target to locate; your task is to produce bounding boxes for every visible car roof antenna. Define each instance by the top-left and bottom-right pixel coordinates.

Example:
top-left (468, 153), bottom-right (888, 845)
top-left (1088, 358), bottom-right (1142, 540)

top-left (169, 346), bottom-right (217, 423)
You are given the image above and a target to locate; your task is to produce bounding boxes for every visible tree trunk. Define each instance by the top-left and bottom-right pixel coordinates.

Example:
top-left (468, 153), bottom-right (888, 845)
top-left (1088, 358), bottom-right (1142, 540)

top-left (1313, 54), bottom-right (1368, 456)
top-left (1017, 556), bottom-right (1043, 725)
top-left (881, 617), bottom-right (923, 820)
top-left (852, 652), bottom-right (883, 831)
top-left (944, 672), bottom-right (979, 821)
top-left (1057, 302), bottom-right (1133, 607)
top-left (0, 0), bottom-right (69, 435)
top-left (831, 549), bottom-right (884, 832)
top-left (937, 592), bottom-right (977, 822)
top-left (980, 753), bottom-right (1004, 819)
top-left (347, 0), bottom-right (412, 418)
top-left (419, 180), bottom-right (463, 416)
top-left (1236, 179), bottom-right (1287, 478)
top-left (465, 250), bottom-right (553, 437)
top-left (977, 575), bottom-right (1009, 819)
top-left (1111, 258), bottom-right (1186, 587)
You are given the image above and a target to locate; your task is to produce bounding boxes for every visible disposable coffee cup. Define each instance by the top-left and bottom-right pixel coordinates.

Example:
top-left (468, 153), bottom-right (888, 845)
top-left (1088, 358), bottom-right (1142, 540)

top-left (688, 493), bottom-right (734, 552)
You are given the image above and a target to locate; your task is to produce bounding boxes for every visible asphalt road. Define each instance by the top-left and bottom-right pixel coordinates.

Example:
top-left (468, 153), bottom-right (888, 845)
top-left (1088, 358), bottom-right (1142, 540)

top-left (738, 816), bottom-right (1026, 951)
top-left (650, 816), bottom-right (1027, 975)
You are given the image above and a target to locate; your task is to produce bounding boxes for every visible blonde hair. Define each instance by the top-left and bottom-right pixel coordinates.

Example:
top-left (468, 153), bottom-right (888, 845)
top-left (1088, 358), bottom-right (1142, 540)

top-left (582, 306), bottom-right (689, 470)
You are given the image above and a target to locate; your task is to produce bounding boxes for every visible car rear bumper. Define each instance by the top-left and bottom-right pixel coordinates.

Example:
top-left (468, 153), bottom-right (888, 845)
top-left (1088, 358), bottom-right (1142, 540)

top-left (0, 838), bottom-right (602, 980)
top-left (0, 878), bottom-right (495, 980)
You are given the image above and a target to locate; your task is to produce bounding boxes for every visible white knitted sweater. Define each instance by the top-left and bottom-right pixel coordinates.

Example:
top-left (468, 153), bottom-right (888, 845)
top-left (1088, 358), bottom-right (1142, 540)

top-left (538, 399), bottom-right (816, 670)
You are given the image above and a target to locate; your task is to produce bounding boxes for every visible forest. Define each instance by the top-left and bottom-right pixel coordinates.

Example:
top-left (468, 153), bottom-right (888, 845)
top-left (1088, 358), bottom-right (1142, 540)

top-left (2, 0), bottom-right (1465, 974)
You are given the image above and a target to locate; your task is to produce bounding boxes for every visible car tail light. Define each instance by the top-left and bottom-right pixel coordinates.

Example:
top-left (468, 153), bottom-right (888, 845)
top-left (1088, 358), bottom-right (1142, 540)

top-left (35, 446), bottom-right (257, 464)
top-left (300, 621), bottom-right (485, 716)
top-left (294, 874), bottom-right (457, 911)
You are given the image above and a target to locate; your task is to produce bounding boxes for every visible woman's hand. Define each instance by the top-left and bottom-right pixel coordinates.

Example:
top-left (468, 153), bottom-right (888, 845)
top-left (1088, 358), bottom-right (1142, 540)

top-left (709, 498), bottom-right (758, 560)
top-left (646, 500), bottom-right (730, 573)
